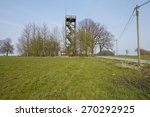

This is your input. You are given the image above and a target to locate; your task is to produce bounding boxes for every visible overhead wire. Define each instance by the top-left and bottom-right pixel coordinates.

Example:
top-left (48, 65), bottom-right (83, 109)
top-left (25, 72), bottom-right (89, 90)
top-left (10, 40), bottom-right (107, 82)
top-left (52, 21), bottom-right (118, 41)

top-left (116, 0), bottom-right (150, 55)
top-left (118, 0), bottom-right (150, 40)
top-left (139, 0), bottom-right (150, 8)
top-left (118, 8), bottom-right (136, 39)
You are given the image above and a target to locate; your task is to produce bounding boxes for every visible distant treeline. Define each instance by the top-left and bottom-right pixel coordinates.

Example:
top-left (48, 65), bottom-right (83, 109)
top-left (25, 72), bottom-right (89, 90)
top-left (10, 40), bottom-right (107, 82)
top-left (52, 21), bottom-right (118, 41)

top-left (138, 48), bottom-right (150, 55)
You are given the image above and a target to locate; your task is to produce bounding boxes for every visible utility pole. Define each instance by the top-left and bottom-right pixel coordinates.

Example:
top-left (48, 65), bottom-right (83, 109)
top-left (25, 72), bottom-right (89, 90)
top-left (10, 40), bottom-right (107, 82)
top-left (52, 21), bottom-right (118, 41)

top-left (135, 0), bottom-right (150, 66)
top-left (135, 5), bottom-right (141, 66)
top-left (116, 39), bottom-right (118, 56)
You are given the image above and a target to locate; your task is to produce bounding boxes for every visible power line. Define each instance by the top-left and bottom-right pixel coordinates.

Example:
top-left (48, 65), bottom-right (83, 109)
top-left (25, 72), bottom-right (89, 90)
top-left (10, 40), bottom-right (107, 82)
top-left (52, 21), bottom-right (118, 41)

top-left (118, 0), bottom-right (150, 39)
top-left (118, 8), bottom-right (135, 39)
top-left (139, 0), bottom-right (150, 8)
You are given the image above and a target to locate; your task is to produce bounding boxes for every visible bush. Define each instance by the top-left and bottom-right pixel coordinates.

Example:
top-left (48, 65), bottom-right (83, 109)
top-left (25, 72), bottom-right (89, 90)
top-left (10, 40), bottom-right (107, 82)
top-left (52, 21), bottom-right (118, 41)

top-left (97, 50), bottom-right (115, 56)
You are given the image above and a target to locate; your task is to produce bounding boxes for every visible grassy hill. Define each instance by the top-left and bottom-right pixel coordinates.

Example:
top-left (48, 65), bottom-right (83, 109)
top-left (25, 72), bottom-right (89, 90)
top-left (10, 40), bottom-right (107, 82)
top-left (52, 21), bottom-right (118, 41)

top-left (0, 56), bottom-right (150, 100)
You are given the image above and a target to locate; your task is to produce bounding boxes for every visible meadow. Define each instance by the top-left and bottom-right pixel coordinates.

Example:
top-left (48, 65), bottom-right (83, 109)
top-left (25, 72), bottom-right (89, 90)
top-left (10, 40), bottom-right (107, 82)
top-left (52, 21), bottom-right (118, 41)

top-left (0, 56), bottom-right (150, 100)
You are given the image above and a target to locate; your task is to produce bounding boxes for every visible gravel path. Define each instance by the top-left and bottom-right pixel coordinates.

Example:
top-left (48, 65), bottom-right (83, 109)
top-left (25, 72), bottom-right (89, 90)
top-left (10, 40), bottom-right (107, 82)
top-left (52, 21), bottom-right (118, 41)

top-left (99, 56), bottom-right (150, 64)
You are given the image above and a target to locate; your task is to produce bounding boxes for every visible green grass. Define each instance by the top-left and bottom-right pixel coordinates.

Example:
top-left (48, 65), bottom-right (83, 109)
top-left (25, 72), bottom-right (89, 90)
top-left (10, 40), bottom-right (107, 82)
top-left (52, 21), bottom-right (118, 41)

top-left (0, 56), bottom-right (150, 100)
top-left (115, 55), bottom-right (150, 60)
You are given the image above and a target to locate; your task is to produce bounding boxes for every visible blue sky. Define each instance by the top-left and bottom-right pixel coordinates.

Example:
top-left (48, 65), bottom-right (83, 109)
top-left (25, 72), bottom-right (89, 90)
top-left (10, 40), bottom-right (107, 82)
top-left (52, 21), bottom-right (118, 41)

top-left (0, 0), bottom-right (150, 55)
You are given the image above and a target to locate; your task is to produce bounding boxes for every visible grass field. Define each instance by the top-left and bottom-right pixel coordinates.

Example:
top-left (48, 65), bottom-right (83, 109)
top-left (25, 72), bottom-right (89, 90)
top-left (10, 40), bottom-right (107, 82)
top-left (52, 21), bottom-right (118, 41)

top-left (116, 55), bottom-right (150, 60)
top-left (0, 56), bottom-right (150, 100)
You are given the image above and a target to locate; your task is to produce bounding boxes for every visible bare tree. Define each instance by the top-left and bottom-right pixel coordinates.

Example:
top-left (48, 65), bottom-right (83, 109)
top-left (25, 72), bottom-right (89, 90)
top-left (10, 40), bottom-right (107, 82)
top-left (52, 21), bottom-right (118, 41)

top-left (17, 24), bottom-right (32, 56)
top-left (17, 23), bottom-right (60, 56)
top-left (78, 18), bottom-right (114, 56)
top-left (78, 19), bottom-right (98, 55)
top-left (41, 24), bottom-right (49, 56)
top-left (77, 29), bottom-right (93, 56)
top-left (0, 40), bottom-right (2, 48)
top-left (96, 25), bottom-right (114, 55)
top-left (49, 27), bottom-right (61, 56)
top-left (0, 38), bottom-right (14, 56)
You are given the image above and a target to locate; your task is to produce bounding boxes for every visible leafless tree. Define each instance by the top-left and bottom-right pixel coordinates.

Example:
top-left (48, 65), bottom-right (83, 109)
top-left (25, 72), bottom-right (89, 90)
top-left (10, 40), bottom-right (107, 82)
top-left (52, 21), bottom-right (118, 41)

top-left (78, 19), bottom-right (98, 55)
top-left (96, 26), bottom-right (114, 55)
top-left (77, 29), bottom-right (93, 56)
top-left (17, 23), bottom-right (60, 56)
top-left (78, 18), bottom-right (114, 56)
top-left (17, 24), bottom-right (32, 56)
top-left (0, 38), bottom-right (14, 56)
top-left (41, 24), bottom-right (49, 56)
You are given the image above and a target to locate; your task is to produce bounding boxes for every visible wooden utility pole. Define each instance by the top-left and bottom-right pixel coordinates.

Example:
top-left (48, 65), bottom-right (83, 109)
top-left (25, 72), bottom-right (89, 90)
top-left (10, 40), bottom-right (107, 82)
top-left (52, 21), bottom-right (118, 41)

top-left (135, 1), bottom-right (150, 66)
top-left (135, 5), bottom-right (141, 66)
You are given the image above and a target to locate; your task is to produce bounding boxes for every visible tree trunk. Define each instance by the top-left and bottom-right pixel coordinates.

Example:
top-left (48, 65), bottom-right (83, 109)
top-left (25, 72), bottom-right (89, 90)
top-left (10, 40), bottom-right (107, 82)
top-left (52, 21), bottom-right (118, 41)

top-left (91, 44), bottom-right (94, 55)
top-left (99, 45), bottom-right (102, 56)
top-left (6, 50), bottom-right (8, 56)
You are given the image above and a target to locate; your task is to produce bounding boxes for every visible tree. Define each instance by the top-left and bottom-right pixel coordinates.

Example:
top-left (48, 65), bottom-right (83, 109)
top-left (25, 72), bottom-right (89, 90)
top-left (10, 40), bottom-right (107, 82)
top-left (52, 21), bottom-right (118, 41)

top-left (17, 23), bottom-right (60, 56)
top-left (41, 24), bottom-right (49, 56)
top-left (78, 19), bottom-right (98, 55)
top-left (48, 36), bottom-right (60, 56)
top-left (78, 18), bottom-right (114, 56)
top-left (17, 24), bottom-right (33, 56)
top-left (135, 48), bottom-right (150, 55)
top-left (0, 40), bottom-right (2, 48)
top-left (96, 29), bottom-right (114, 55)
top-left (77, 29), bottom-right (93, 56)
top-left (0, 38), bottom-right (14, 56)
